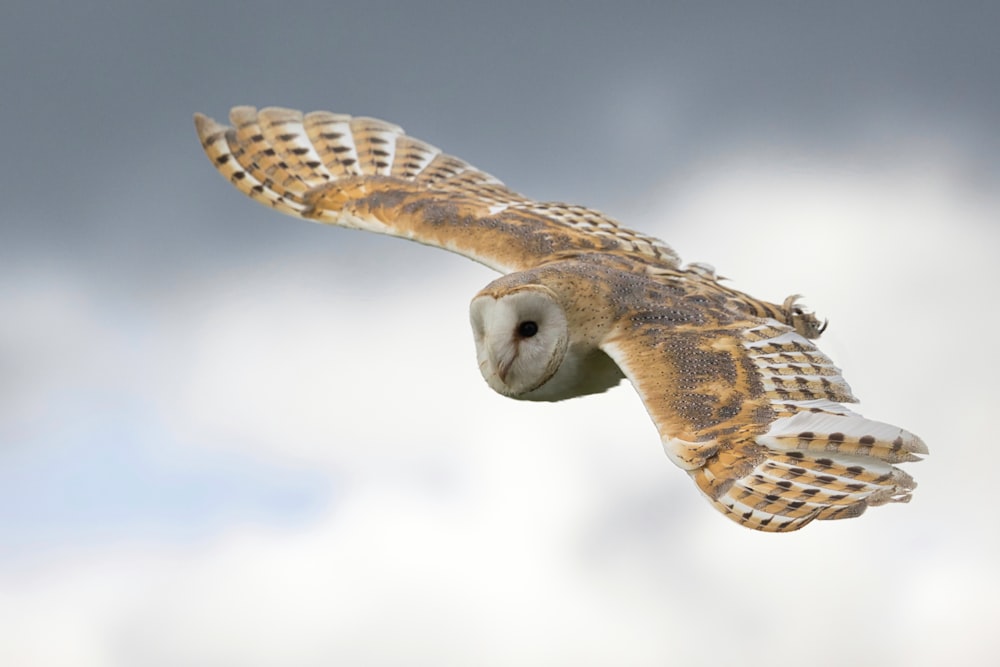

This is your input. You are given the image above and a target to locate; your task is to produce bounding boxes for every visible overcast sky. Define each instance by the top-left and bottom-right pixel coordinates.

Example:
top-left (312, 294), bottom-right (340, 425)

top-left (2, 2), bottom-right (999, 665)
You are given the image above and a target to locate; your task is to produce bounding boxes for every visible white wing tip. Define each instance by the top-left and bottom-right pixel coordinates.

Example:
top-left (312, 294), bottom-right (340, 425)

top-left (760, 410), bottom-right (928, 463)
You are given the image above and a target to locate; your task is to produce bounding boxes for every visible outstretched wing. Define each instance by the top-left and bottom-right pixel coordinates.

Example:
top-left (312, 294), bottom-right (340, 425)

top-left (602, 317), bottom-right (927, 532)
top-left (194, 106), bottom-right (679, 274)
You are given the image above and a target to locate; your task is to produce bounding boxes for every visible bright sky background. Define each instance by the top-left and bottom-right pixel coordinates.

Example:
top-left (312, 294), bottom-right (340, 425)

top-left (3, 2), bottom-right (999, 665)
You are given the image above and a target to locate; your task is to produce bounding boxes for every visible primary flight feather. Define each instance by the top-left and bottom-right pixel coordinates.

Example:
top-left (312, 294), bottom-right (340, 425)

top-left (195, 106), bottom-right (926, 532)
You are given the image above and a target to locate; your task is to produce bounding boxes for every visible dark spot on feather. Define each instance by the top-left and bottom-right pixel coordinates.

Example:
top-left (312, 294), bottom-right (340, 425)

top-left (829, 432), bottom-right (845, 442)
top-left (798, 431), bottom-right (815, 439)
top-left (859, 435), bottom-right (876, 445)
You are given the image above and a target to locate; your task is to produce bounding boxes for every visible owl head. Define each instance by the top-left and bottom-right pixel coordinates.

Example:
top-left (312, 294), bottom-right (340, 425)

top-left (469, 284), bottom-right (569, 398)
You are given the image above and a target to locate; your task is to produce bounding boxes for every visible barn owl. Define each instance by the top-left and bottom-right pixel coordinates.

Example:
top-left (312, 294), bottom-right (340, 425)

top-left (194, 106), bottom-right (926, 532)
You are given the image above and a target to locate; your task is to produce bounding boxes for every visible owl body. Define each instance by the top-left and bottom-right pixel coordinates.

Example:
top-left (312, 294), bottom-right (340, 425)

top-left (195, 106), bottom-right (926, 532)
top-left (473, 254), bottom-right (807, 404)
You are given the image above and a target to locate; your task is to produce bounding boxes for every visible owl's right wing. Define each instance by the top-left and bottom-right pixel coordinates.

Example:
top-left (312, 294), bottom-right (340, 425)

top-left (195, 106), bottom-right (679, 274)
top-left (601, 317), bottom-right (927, 532)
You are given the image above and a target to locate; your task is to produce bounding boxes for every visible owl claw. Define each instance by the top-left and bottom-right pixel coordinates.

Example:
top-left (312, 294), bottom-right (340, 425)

top-left (783, 295), bottom-right (827, 339)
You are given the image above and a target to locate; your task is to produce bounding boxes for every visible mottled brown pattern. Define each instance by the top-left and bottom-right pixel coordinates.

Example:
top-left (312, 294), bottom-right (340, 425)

top-left (195, 105), bottom-right (927, 533)
top-left (611, 333), bottom-right (770, 431)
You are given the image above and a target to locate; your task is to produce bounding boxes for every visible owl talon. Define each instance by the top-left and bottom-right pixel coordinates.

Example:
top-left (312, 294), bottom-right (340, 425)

top-left (783, 294), bottom-right (827, 339)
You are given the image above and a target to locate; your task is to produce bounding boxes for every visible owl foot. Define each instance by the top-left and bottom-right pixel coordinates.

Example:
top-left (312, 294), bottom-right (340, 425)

top-left (783, 295), bottom-right (827, 339)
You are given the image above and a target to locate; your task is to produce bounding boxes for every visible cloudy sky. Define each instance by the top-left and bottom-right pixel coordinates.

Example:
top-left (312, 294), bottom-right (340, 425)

top-left (3, 2), bottom-right (998, 665)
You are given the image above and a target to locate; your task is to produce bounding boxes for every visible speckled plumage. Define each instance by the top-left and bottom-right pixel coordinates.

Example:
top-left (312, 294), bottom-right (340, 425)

top-left (195, 106), bottom-right (926, 532)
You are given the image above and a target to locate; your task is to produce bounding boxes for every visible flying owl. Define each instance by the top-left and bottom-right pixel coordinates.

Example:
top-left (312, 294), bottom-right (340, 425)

top-left (194, 106), bottom-right (926, 532)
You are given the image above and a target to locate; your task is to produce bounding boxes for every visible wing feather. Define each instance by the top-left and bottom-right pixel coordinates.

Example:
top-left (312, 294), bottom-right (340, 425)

top-left (603, 317), bottom-right (926, 532)
top-left (194, 106), bottom-right (679, 274)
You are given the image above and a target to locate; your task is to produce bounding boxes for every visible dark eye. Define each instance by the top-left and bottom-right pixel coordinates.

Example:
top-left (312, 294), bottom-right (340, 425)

top-left (517, 321), bottom-right (539, 338)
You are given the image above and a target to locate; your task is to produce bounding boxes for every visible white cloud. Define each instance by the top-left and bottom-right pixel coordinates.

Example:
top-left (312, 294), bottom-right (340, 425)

top-left (2, 153), bottom-right (997, 665)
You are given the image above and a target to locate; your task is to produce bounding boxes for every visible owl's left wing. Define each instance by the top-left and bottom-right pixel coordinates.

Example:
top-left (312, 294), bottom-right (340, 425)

top-left (601, 319), bottom-right (927, 532)
top-left (195, 106), bottom-right (679, 274)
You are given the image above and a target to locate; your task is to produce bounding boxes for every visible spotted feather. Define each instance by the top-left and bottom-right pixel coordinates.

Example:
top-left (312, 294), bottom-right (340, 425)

top-left (603, 316), bottom-right (925, 532)
top-left (195, 106), bottom-right (678, 273)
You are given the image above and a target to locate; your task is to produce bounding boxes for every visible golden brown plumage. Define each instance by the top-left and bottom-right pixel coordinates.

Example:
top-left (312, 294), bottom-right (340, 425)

top-left (195, 106), bottom-right (927, 532)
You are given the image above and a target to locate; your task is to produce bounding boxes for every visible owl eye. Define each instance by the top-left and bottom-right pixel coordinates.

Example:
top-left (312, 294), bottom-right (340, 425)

top-left (517, 321), bottom-right (539, 338)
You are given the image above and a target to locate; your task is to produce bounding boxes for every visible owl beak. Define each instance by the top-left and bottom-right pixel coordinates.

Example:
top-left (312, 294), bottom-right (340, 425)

top-left (496, 356), bottom-right (512, 384)
top-left (491, 340), bottom-right (519, 386)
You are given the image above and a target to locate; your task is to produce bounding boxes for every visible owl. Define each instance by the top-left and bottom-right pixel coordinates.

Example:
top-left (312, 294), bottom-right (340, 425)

top-left (194, 106), bottom-right (926, 532)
